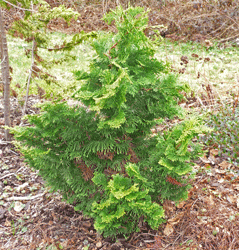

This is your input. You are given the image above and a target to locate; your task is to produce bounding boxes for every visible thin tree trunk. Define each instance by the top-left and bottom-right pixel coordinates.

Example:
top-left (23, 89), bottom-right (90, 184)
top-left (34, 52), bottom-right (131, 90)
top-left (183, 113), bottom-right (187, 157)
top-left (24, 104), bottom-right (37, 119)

top-left (22, 1), bottom-right (34, 119)
top-left (0, 7), bottom-right (11, 141)
top-left (22, 38), bottom-right (35, 118)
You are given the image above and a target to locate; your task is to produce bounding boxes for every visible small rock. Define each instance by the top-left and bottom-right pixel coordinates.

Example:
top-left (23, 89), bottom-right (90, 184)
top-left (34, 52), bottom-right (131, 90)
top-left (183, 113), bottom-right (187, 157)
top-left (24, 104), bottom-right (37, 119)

top-left (14, 201), bottom-right (25, 212)
top-left (96, 241), bottom-right (102, 248)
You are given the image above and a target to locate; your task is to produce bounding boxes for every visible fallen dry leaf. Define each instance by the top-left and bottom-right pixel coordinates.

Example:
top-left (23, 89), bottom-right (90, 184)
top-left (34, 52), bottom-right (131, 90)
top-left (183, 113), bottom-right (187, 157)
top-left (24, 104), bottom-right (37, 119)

top-left (168, 212), bottom-right (184, 225)
top-left (191, 53), bottom-right (199, 58)
top-left (233, 184), bottom-right (239, 191)
top-left (215, 169), bottom-right (226, 174)
top-left (164, 223), bottom-right (174, 236)
top-left (226, 195), bottom-right (237, 204)
top-left (4, 219), bottom-right (11, 227)
top-left (203, 195), bottom-right (214, 206)
top-left (200, 157), bottom-right (211, 164)
top-left (219, 161), bottom-right (232, 169)
top-left (224, 174), bottom-right (234, 181)
top-left (204, 39), bottom-right (213, 47)
top-left (163, 200), bottom-right (175, 212)
top-left (82, 221), bottom-right (92, 228)
top-left (48, 220), bottom-right (54, 225)
top-left (208, 155), bottom-right (217, 165)
top-left (218, 178), bottom-right (225, 183)
top-left (210, 148), bottom-right (219, 156)
top-left (176, 201), bottom-right (186, 208)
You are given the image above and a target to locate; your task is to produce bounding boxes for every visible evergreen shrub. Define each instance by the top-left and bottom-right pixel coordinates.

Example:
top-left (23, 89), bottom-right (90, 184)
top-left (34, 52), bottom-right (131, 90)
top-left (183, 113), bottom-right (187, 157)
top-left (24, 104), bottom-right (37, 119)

top-left (11, 5), bottom-right (208, 237)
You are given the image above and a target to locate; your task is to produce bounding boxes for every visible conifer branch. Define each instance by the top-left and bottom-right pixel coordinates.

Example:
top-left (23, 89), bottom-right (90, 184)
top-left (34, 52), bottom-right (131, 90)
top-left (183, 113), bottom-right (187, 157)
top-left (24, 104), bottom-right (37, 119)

top-left (107, 31), bottom-right (129, 57)
top-left (2, 0), bottom-right (36, 12)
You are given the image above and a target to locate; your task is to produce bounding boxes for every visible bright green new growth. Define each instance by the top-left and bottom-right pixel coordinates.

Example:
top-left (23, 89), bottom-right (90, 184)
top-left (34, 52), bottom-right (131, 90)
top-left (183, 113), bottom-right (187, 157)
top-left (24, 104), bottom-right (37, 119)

top-left (11, 5), bottom-right (208, 238)
top-left (92, 163), bottom-right (164, 237)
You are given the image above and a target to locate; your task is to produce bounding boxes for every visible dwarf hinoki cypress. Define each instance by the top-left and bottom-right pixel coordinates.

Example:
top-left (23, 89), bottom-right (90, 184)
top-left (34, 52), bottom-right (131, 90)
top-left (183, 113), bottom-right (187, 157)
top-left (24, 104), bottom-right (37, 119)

top-left (11, 5), bottom-right (209, 238)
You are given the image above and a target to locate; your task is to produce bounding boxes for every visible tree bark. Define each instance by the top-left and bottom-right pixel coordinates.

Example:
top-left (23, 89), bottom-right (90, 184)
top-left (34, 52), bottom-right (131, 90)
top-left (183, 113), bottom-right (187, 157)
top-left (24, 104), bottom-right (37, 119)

top-left (0, 7), bottom-right (11, 141)
top-left (22, 1), bottom-right (35, 118)
top-left (22, 38), bottom-right (35, 118)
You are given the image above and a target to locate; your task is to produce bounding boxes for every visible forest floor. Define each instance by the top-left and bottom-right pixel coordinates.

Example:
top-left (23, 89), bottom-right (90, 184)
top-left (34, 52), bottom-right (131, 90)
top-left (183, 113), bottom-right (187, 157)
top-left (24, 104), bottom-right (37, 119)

top-left (1, 0), bottom-right (239, 249)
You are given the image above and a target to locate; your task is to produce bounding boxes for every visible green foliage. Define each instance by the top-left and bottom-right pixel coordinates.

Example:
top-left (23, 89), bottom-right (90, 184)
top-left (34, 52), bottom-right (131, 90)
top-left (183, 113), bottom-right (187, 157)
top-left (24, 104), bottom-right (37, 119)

top-left (9, 0), bottom-right (97, 51)
top-left (92, 163), bottom-right (164, 237)
top-left (201, 104), bottom-right (239, 165)
top-left (73, 5), bottom-right (184, 132)
top-left (11, 5), bottom-right (207, 238)
top-left (142, 116), bottom-right (209, 202)
top-left (9, 0), bottom-right (79, 46)
top-left (12, 102), bottom-right (101, 213)
top-left (0, 0), bottom-right (31, 10)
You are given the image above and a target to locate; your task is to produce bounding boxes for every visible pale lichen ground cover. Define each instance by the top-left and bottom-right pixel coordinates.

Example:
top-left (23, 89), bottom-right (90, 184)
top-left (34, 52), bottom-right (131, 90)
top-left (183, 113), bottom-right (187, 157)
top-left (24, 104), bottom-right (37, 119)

top-left (6, 33), bottom-right (239, 104)
top-left (156, 40), bottom-right (239, 106)
top-left (7, 32), bottom-right (94, 99)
